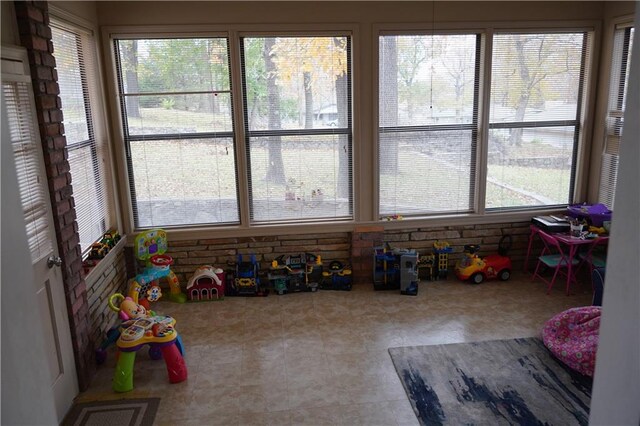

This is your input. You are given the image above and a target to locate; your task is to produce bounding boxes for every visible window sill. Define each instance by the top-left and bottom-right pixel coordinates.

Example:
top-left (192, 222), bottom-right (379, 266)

top-left (133, 207), bottom-right (566, 241)
top-left (83, 236), bottom-right (127, 286)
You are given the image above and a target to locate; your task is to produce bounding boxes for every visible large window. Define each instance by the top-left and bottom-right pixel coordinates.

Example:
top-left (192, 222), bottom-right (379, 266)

top-left (241, 36), bottom-right (352, 223)
top-left (378, 34), bottom-right (480, 217)
top-left (51, 21), bottom-right (111, 253)
top-left (114, 38), bottom-right (237, 227)
top-left (488, 32), bottom-right (589, 210)
top-left (599, 25), bottom-right (634, 210)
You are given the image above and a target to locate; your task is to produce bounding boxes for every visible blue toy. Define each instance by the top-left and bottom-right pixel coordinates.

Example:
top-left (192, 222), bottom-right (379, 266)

top-left (320, 261), bottom-right (353, 291)
top-left (268, 253), bottom-right (323, 295)
top-left (226, 254), bottom-right (267, 296)
top-left (373, 244), bottom-right (419, 295)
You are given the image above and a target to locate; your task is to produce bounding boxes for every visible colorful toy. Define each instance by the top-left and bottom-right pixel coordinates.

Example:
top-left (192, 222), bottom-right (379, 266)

top-left (112, 314), bottom-right (187, 392)
top-left (99, 293), bottom-right (187, 392)
top-left (268, 253), bottom-right (323, 295)
top-left (416, 253), bottom-right (436, 281)
top-left (225, 254), bottom-right (267, 296)
top-left (433, 240), bottom-right (453, 279)
top-left (127, 229), bottom-right (186, 308)
top-left (86, 229), bottom-right (122, 261)
top-left (320, 261), bottom-right (353, 291)
top-left (373, 244), bottom-right (419, 295)
top-left (187, 265), bottom-right (225, 301)
top-left (455, 235), bottom-right (512, 284)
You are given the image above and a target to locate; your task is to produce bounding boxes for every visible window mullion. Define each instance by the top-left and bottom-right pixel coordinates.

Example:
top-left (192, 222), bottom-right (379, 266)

top-left (229, 30), bottom-right (251, 228)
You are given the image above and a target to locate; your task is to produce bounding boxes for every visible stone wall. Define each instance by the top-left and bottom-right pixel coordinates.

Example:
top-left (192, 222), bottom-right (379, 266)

top-left (166, 233), bottom-right (351, 284)
top-left (160, 221), bottom-right (532, 287)
top-left (86, 245), bottom-right (128, 348)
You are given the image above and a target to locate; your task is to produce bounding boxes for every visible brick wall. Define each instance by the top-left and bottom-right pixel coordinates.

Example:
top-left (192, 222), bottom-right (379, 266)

top-left (160, 222), bottom-right (531, 287)
top-left (86, 246), bottom-right (128, 348)
top-left (165, 233), bottom-right (351, 284)
top-left (14, 0), bottom-right (94, 390)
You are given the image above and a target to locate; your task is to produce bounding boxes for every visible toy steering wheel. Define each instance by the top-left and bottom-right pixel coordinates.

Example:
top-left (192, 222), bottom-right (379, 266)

top-left (151, 254), bottom-right (173, 267)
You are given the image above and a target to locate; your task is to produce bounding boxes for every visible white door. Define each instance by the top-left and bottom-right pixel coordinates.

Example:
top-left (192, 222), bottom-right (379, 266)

top-left (1, 47), bottom-right (78, 424)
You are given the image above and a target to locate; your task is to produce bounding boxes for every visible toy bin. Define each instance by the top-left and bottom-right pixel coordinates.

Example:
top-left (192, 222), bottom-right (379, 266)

top-left (566, 203), bottom-right (612, 227)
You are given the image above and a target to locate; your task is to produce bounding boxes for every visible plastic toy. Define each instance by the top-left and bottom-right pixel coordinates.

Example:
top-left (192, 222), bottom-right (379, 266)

top-left (373, 244), bottom-right (419, 295)
top-left (320, 261), bottom-right (353, 291)
top-left (566, 203), bottom-right (612, 227)
top-left (416, 253), bottom-right (435, 281)
top-left (112, 315), bottom-right (187, 392)
top-left (186, 265), bottom-right (225, 301)
top-left (455, 235), bottom-right (512, 284)
top-left (268, 253), bottom-right (323, 295)
top-left (127, 229), bottom-right (186, 308)
top-left (433, 240), bottom-right (453, 279)
top-left (97, 293), bottom-right (187, 391)
top-left (96, 293), bottom-right (184, 364)
top-left (225, 254), bottom-right (267, 296)
top-left (86, 229), bottom-right (121, 261)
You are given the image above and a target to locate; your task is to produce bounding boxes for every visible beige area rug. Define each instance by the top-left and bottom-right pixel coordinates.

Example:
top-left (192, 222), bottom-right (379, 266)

top-left (62, 398), bottom-right (160, 426)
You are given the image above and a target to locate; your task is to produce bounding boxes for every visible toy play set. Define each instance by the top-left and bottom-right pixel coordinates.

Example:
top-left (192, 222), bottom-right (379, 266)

top-left (98, 293), bottom-right (187, 393)
top-left (186, 265), bottom-right (225, 301)
top-left (373, 245), bottom-right (419, 295)
top-left (267, 253), bottom-right (323, 295)
top-left (127, 229), bottom-right (187, 308)
top-left (320, 261), bottom-right (353, 291)
top-left (455, 235), bottom-right (512, 284)
top-left (225, 254), bottom-right (268, 296)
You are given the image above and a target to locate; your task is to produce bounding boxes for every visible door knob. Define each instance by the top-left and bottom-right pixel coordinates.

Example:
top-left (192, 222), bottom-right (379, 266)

top-left (47, 255), bottom-right (63, 268)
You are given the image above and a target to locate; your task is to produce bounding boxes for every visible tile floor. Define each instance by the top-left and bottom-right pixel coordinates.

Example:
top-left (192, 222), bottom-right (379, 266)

top-left (78, 271), bottom-right (592, 425)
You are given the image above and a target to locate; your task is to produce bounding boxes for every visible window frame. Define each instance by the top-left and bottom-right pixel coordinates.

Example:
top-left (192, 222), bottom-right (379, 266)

top-left (376, 31), bottom-right (483, 218)
top-left (373, 22), bottom-right (598, 225)
top-left (50, 8), bottom-right (118, 256)
top-left (102, 21), bottom-right (598, 239)
top-left (112, 34), bottom-right (240, 228)
top-left (103, 25), bottom-right (360, 236)
top-left (485, 29), bottom-right (591, 212)
top-left (597, 21), bottom-right (634, 210)
top-left (239, 33), bottom-right (354, 224)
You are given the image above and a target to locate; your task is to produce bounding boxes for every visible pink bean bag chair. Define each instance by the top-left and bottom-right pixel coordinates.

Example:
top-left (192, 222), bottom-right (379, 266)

top-left (542, 306), bottom-right (602, 377)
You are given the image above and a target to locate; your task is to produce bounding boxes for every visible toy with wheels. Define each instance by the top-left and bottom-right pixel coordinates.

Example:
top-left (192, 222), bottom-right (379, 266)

top-left (320, 261), bottom-right (353, 291)
top-left (455, 235), bottom-right (512, 284)
top-left (128, 229), bottom-right (187, 308)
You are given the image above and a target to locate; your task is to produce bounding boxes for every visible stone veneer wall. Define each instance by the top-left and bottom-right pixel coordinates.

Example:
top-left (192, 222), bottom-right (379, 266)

top-left (166, 233), bottom-right (351, 284)
top-left (13, 0), bottom-right (94, 390)
top-left (161, 221), bottom-right (532, 286)
top-left (86, 245), bottom-right (128, 348)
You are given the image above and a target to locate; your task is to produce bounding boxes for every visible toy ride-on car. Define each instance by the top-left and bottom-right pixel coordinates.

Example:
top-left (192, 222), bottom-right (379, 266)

top-left (455, 235), bottom-right (512, 284)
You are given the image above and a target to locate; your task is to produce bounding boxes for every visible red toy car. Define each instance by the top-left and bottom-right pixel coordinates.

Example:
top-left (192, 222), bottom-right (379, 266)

top-left (455, 235), bottom-right (512, 284)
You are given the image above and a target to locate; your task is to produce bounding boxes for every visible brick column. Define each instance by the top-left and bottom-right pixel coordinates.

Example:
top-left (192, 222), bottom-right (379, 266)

top-left (350, 226), bottom-right (384, 285)
top-left (14, 0), bottom-right (95, 390)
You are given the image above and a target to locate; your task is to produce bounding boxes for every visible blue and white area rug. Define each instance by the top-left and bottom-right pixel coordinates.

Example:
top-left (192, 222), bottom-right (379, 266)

top-left (389, 337), bottom-right (592, 425)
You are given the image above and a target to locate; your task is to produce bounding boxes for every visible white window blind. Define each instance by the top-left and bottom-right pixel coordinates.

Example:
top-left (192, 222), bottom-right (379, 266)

top-left (114, 37), bottom-right (238, 228)
top-left (51, 22), bottom-right (109, 253)
top-left (241, 36), bottom-right (353, 223)
top-left (3, 80), bottom-right (53, 263)
top-left (378, 34), bottom-right (480, 217)
top-left (599, 25), bottom-right (634, 210)
top-left (488, 32), bottom-right (590, 210)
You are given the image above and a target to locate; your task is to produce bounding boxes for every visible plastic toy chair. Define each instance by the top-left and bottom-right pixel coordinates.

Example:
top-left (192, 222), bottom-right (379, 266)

top-left (591, 268), bottom-right (605, 306)
top-left (577, 238), bottom-right (608, 282)
top-left (532, 230), bottom-right (580, 295)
